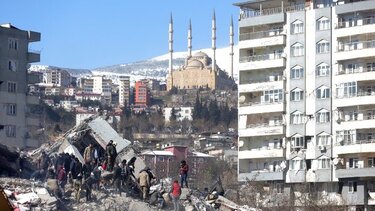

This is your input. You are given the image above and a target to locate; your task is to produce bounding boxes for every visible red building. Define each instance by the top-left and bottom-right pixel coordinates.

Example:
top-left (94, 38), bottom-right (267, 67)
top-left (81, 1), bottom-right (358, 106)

top-left (141, 145), bottom-right (214, 188)
top-left (134, 81), bottom-right (150, 106)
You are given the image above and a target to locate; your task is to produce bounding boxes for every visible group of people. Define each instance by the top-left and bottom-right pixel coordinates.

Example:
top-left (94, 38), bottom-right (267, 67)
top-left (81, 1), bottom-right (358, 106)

top-left (34, 141), bottom-right (197, 210)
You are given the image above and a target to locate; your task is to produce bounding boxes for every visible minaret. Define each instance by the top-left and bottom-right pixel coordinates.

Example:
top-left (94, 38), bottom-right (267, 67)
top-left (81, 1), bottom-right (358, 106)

top-left (212, 9), bottom-right (216, 72)
top-left (169, 13), bottom-right (173, 85)
top-left (229, 15), bottom-right (234, 78)
top-left (188, 19), bottom-right (192, 57)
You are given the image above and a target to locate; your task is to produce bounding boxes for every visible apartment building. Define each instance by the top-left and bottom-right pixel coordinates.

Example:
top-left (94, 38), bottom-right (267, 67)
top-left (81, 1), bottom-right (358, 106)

top-left (79, 75), bottom-right (112, 105)
top-left (134, 81), bottom-right (150, 106)
top-left (0, 24), bottom-right (41, 148)
top-left (42, 68), bottom-right (71, 87)
top-left (236, 0), bottom-right (375, 209)
top-left (119, 75), bottom-right (130, 107)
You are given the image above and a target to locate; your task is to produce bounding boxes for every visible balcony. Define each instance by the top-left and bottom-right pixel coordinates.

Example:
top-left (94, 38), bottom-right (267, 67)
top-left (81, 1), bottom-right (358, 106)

top-left (239, 53), bottom-right (285, 71)
top-left (239, 79), bottom-right (283, 93)
top-left (335, 91), bottom-right (375, 107)
top-left (336, 67), bottom-right (375, 83)
top-left (27, 31), bottom-right (41, 42)
top-left (336, 112), bottom-right (375, 130)
top-left (334, 139), bottom-right (375, 155)
top-left (239, 122), bottom-right (284, 137)
top-left (239, 102), bottom-right (284, 115)
top-left (27, 51), bottom-right (40, 63)
top-left (239, 148), bottom-right (283, 159)
top-left (336, 167), bottom-right (375, 178)
top-left (336, 40), bottom-right (375, 61)
top-left (239, 3), bottom-right (306, 20)
top-left (335, 17), bottom-right (375, 37)
top-left (335, 1), bottom-right (375, 15)
top-left (238, 171), bottom-right (284, 182)
top-left (286, 170), bottom-right (306, 183)
top-left (239, 29), bottom-right (285, 48)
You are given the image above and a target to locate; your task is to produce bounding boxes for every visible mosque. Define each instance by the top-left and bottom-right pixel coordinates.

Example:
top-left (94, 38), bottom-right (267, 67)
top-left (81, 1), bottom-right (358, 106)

top-left (166, 12), bottom-right (236, 91)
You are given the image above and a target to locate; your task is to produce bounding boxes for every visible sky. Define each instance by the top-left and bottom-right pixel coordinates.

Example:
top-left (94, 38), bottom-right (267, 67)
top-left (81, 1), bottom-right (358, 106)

top-left (1, 0), bottom-right (239, 69)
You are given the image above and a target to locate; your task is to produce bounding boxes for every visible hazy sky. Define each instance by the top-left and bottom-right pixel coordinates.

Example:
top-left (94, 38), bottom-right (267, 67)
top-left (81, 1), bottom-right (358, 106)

top-left (1, 0), bottom-right (239, 69)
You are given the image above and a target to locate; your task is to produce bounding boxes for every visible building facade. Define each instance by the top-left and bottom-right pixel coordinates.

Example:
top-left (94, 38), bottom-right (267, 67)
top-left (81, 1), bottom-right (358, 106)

top-left (164, 106), bottom-right (193, 122)
top-left (236, 0), bottom-right (375, 209)
top-left (42, 69), bottom-right (71, 87)
top-left (119, 75), bottom-right (130, 107)
top-left (79, 76), bottom-right (112, 105)
top-left (134, 81), bottom-right (150, 106)
top-left (0, 24), bottom-right (41, 148)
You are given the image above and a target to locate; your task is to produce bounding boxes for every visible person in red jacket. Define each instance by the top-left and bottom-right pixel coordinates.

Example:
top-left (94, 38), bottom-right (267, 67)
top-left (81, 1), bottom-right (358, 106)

top-left (57, 166), bottom-right (67, 198)
top-left (179, 160), bottom-right (189, 188)
top-left (170, 180), bottom-right (181, 211)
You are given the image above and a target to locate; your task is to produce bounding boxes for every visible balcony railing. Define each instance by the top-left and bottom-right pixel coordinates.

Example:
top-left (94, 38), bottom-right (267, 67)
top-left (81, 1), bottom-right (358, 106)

top-left (240, 75), bottom-right (283, 85)
top-left (336, 90), bottom-right (375, 99)
top-left (239, 28), bottom-right (283, 41)
top-left (240, 4), bottom-right (307, 19)
top-left (336, 138), bottom-right (375, 146)
top-left (337, 66), bottom-right (375, 75)
top-left (240, 52), bottom-right (283, 63)
top-left (246, 121), bottom-right (283, 128)
top-left (336, 17), bottom-right (375, 29)
top-left (340, 111), bottom-right (375, 122)
top-left (337, 40), bottom-right (375, 52)
top-left (240, 100), bottom-right (283, 107)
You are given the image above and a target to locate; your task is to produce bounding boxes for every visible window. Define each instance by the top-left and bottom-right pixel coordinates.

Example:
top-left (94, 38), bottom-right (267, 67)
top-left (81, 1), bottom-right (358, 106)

top-left (318, 158), bottom-right (330, 169)
top-left (348, 181), bottom-right (357, 193)
top-left (5, 125), bottom-right (16, 137)
top-left (317, 40), bottom-right (330, 54)
top-left (7, 82), bottom-right (17, 93)
top-left (291, 88), bottom-right (304, 101)
top-left (336, 82), bottom-right (357, 98)
top-left (346, 63), bottom-right (359, 74)
top-left (316, 86), bottom-right (330, 99)
top-left (291, 111), bottom-right (304, 124)
top-left (336, 130), bottom-right (356, 144)
top-left (366, 62), bottom-right (375, 72)
top-left (349, 158), bottom-right (359, 168)
top-left (262, 89), bottom-right (283, 104)
top-left (317, 17), bottom-right (330, 31)
top-left (8, 60), bottom-right (17, 71)
top-left (6, 104), bottom-right (16, 116)
top-left (8, 38), bottom-right (18, 50)
top-left (291, 43), bottom-right (304, 57)
top-left (290, 159), bottom-right (305, 170)
top-left (292, 135), bottom-right (305, 148)
top-left (158, 156), bottom-right (164, 162)
top-left (316, 63), bottom-right (330, 76)
top-left (318, 134), bottom-right (331, 146)
top-left (291, 65), bottom-right (304, 79)
top-left (291, 20), bottom-right (304, 34)
top-left (368, 157), bottom-right (375, 168)
top-left (316, 109), bottom-right (330, 123)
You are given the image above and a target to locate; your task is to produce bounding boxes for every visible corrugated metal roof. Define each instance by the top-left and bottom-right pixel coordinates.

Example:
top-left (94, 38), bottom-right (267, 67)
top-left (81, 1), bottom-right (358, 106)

top-left (88, 117), bottom-right (131, 152)
top-left (141, 151), bottom-right (174, 156)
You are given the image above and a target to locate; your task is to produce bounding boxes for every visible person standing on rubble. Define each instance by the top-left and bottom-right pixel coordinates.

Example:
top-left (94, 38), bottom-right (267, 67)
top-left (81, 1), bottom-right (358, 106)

top-left (83, 144), bottom-right (94, 164)
top-left (105, 140), bottom-right (117, 171)
top-left (113, 162), bottom-right (123, 195)
top-left (138, 167), bottom-right (150, 201)
top-left (120, 159), bottom-right (128, 188)
top-left (126, 157), bottom-right (137, 183)
top-left (38, 151), bottom-right (50, 172)
top-left (57, 166), bottom-right (67, 198)
top-left (83, 173), bottom-right (95, 202)
top-left (74, 173), bottom-right (83, 202)
top-left (170, 179), bottom-right (181, 211)
top-left (179, 160), bottom-right (189, 188)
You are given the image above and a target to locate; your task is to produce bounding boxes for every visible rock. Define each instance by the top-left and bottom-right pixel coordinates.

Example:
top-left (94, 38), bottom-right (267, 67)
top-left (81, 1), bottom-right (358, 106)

top-left (128, 200), bottom-right (154, 211)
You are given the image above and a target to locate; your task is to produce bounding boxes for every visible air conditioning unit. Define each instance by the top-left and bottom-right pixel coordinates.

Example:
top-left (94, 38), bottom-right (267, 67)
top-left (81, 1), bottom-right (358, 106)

top-left (318, 145), bottom-right (326, 151)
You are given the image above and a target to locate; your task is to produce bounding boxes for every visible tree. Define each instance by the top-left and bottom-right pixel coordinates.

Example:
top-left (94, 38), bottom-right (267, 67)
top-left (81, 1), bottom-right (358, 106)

top-left (170, 107), bottom-right (177, 122)
top-left (208, 99), bottom-right (220, 125)
top-left (193, 92), bottom-right (202, 119)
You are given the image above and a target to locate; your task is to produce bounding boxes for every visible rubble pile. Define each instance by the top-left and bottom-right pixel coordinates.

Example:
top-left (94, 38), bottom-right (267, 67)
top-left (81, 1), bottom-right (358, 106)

top-left (0, 178), bottom-right (58, 210)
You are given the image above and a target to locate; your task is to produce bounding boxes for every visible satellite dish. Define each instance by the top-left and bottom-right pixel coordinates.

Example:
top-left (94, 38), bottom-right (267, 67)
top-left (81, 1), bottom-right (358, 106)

top-left (239, 95), bottom-right (246, 103)
top-left (239, 140), bottom-right (244, 147)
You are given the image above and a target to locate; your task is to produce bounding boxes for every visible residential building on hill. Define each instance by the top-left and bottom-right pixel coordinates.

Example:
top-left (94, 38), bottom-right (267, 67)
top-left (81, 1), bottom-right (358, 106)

top-left (134, 81), bottom-right (150, 106)
top-left (236, 0), bottom-right (375, 209)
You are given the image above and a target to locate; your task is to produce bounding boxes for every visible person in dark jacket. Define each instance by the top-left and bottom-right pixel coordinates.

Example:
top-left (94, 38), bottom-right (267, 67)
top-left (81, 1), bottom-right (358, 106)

top-left (105, 140), bottom-right (117, 171)
top-left (113, 163), bottom-right (123, 195)
top-left (57, 166), bottom-right (67, 198)
top-left (179, 160), bottom-right (189, 188)
top-left (83, 174), bottom-right (95, 201)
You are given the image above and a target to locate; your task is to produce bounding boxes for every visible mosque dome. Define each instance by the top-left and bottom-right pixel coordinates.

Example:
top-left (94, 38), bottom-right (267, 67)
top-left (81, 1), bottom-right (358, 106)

top-left (186, 60), bottom-right (204, 68)
top-left (193, 51), bottom-right (208, 58)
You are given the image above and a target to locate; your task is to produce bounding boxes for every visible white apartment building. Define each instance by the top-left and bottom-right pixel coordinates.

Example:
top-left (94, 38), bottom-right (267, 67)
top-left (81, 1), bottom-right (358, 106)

top-left (0, 24), bottom-right (41, 148)
top-left (164, 107), bottom-right (193, 122)
top-left (119, 75), bottom-right (130, 107)
top-left (42, 69), bottom-right (71, 87)
top-left (236, 0), bottom-right (375, 209)
top-left (79, 75), bottom-right (112, 105)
